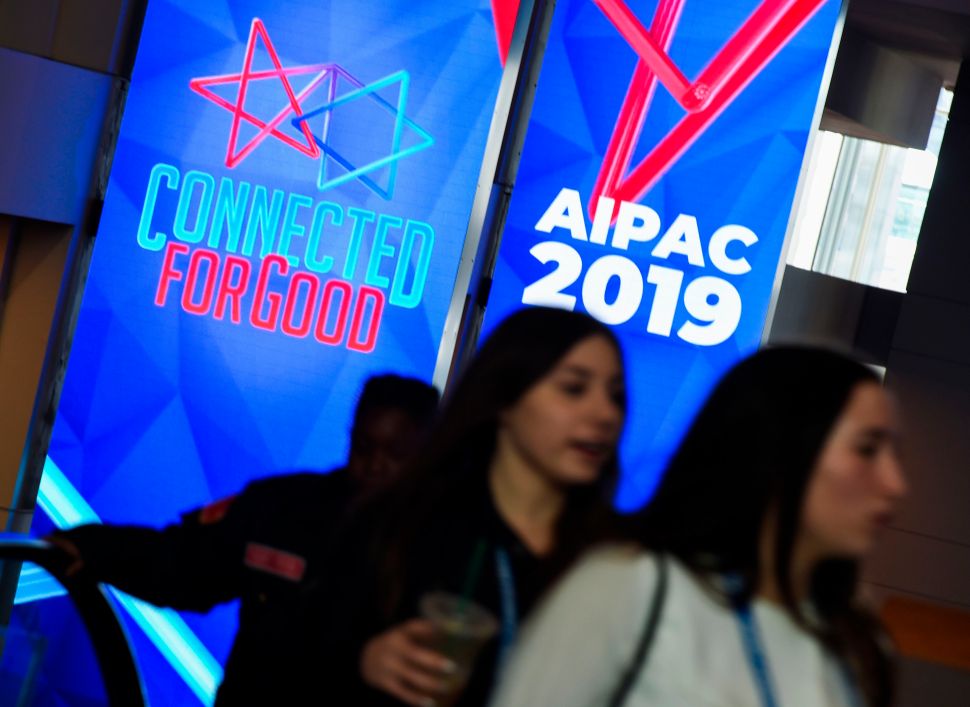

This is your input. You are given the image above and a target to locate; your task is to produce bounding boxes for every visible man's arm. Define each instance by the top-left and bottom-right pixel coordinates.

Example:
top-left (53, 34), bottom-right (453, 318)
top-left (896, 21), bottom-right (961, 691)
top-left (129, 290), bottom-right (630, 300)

top-left (50, 494), bottom-right (247, 612)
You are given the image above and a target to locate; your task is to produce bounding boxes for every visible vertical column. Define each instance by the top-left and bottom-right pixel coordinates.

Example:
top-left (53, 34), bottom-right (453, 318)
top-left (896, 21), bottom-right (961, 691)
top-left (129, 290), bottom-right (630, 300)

top-left (0, 215), bottom-right (15, 529)
top-left (0, 219), bottom-right (73, 531)
top-left (868, 64), bottom-right (970, 698)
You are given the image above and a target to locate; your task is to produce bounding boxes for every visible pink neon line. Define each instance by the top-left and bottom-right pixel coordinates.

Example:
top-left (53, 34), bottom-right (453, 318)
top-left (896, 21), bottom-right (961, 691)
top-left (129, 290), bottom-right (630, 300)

top-left (592, 0), bottom-right (693, 106)
top-left (216, 18), bottom-right (325, 167)
top-left (226, 19), bottom-right (260, 167)
top-left (255, 20), bottom-right (321, 158)
top-left (589, 0), bottom-right (685, 217)
top-left (191, 65), bottom-right (328, 87)
top-left (491, 0), bottom-right (520, 66)
top-left (188, 18), bottom-right (335, 168)
top-left (188, 66), bottom-right (329, 121)
top-left (589, 63), bottom-right (652, 219)
top-left (191, 68), bottom-right (331, 152)
top-left (226, 66), bottom-right (331, 167)
top-left (611, 0), bottom-right (828, 206)
top-left (685, 0), bottom-right (808, 111)
top-left (259, 21), bottom-right (307, 125)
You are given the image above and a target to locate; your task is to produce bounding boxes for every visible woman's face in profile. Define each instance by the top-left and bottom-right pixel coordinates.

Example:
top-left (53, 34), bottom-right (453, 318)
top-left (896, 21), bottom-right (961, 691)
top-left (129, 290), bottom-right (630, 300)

top-left (801, 382), bottom-right (908, 559)
top-left (496, 334), bottom-right (625, 487)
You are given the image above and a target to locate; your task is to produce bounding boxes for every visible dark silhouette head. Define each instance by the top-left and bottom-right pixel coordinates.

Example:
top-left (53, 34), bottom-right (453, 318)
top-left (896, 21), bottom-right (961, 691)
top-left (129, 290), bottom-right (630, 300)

top-left (347, 374), bottom-right (439, 490)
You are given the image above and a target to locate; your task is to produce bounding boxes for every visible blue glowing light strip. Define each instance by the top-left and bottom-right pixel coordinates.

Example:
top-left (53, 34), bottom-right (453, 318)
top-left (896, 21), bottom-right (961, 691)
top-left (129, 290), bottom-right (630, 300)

top-left (14, 564), bottom-right (67, 604)
top-left (36, 456), bottom-right (222, 705)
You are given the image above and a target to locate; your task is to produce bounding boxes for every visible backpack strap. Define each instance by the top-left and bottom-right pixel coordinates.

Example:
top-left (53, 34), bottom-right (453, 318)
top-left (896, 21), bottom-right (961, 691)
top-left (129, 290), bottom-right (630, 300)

top-left (606, 553), bottom-right (669, 707)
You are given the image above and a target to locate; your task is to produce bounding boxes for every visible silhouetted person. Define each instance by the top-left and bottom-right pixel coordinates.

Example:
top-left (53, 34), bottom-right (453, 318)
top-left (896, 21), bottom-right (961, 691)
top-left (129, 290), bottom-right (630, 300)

top-left (49, 373), bottom-right (439, 705)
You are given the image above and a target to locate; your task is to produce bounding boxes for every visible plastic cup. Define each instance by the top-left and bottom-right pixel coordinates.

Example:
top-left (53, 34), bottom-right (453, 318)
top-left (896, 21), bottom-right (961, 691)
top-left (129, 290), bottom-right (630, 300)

top-left (418, 591), bottom-right (499, 705)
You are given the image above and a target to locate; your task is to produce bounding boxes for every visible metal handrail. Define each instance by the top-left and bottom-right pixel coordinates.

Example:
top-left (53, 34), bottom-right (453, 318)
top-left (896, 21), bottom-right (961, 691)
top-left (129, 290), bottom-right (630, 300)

top-left (0, 536), bottom-right (145, 706)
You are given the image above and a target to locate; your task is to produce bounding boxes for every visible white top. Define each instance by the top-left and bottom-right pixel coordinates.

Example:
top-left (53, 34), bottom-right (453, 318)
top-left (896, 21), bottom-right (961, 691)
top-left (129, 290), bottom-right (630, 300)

top-left (490, 547), bottom-right (858, 707)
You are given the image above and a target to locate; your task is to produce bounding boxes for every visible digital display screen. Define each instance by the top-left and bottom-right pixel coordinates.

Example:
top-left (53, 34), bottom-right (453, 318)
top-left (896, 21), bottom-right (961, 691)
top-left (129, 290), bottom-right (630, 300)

top-left (29, 0), bottom-right (517, 702)
top-left (481, 0), bottom-right (842, 509)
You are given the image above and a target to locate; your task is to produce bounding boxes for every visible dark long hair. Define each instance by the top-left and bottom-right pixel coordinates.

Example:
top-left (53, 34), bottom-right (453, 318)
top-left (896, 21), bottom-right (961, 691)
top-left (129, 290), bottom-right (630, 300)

top-left (634, 346), bottom-right (892, 706)
top-left (375, 306), bottom-right (626, 614)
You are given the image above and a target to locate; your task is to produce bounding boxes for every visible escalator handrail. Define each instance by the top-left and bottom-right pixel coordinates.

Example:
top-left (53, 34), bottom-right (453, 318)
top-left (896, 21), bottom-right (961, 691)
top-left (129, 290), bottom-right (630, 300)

top-left (0, 536), bottom-right (146, 707)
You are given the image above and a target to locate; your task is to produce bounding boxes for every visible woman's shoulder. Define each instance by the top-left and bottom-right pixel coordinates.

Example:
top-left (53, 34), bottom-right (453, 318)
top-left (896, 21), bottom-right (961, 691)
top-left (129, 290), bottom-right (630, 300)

top-left (552, 544), bottom-right (665, 606)
top-left (573, 543), bottom-right (663, 573)
top-left (506, 545), bottom-right (671, 688)
top-left (559, 546), bottom-right (730, 619)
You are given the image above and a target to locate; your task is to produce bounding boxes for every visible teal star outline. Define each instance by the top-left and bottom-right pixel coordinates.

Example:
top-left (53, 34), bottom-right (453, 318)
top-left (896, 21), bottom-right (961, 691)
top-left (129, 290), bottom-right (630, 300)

top-left (295, 70), bottom-right (434, 200)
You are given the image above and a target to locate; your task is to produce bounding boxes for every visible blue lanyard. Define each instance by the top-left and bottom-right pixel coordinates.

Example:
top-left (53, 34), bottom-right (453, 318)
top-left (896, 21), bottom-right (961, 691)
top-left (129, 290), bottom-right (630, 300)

top-left (838, 663), bottom-right (864, 707)
top-left (734, 601), bottom-right (865, 707)
top-left (734, 603), bottom-right (782, 707)
top-left (494, 546), bottom-right (518, 666)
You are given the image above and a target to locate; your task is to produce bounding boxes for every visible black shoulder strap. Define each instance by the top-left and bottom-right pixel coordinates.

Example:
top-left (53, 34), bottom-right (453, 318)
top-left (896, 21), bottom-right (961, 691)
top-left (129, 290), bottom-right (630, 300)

top-left (606, 553), bottom-right (669, 707)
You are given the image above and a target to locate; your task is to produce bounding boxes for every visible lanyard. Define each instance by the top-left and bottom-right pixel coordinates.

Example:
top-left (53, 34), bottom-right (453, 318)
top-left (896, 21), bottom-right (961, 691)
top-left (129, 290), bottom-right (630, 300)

top-left (733, 601), bottom-right (864, 707)
top-left (734, 603), bottom-right (782, 707)
top-left (494, 546), bottom-right (518, 666)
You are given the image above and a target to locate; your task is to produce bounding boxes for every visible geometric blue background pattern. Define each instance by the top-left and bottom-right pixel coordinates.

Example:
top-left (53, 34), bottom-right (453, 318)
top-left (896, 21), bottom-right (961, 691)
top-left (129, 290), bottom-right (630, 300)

top-left (483, 0), bottom-right (843, 511)
top-left (29, 0), bottom-right (509, 704)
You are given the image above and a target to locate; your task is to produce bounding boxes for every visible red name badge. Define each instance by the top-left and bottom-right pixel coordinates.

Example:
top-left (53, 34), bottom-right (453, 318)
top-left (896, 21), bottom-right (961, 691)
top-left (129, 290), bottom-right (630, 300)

top-left (198, 495), bottom-right (236, 524)
top-left (244, 543), bottom-right (307, 582)
top-left (590, 0), bottom-right (830, 215)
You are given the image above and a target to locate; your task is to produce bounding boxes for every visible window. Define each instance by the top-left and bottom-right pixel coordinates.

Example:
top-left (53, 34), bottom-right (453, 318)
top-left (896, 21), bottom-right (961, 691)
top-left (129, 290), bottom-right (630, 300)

top-left (787, 88), bottom-right (952, 292)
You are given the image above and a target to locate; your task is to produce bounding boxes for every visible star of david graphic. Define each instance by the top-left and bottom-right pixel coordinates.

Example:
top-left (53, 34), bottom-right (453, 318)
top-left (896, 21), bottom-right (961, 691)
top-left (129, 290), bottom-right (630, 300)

top-left (293, 68), bottom-right (434, 200)
top-left (590, 0), bottom-right (830, 217)
top-left (189, 18), bottom-right (331, 168)
top-left (189, 18), bottom-right (434, 199)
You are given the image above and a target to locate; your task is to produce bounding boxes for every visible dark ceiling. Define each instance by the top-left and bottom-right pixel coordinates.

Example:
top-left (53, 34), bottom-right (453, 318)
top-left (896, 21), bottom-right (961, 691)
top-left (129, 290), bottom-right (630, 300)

top-left (846, 0), bottom-right (970, 86)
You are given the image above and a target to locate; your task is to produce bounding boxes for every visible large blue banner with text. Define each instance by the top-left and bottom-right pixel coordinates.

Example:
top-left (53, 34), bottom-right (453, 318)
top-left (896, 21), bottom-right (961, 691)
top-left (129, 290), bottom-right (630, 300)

top-left (482, 0), bottom-right (841, 510)
top-left (23, 1), bottom-right (516, 704)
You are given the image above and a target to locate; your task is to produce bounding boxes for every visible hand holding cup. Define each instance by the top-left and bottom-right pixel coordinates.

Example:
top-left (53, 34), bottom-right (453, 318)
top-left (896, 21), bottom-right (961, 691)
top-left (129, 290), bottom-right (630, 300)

top-left (361, 618), bottom-right (457, 707)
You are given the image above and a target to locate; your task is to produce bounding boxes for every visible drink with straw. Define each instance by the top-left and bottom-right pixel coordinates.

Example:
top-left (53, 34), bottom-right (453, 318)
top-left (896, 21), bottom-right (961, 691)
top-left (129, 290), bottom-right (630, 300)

top-left (419, 591), bottom-right (499, 706)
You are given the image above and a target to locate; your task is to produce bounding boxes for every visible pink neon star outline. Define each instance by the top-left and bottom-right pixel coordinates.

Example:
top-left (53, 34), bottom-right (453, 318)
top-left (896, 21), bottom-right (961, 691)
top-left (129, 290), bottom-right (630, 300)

top-left (189, 18), bottom-right (330, 168)
top-left (590, 0), bottom-right (830, 217)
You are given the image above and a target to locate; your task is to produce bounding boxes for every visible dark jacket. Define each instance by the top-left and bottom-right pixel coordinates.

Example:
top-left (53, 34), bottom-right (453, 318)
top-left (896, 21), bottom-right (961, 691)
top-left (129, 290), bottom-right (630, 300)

top-left (57, 469), bottom-right (358, 705)
top-left (321, 476), bottom-right (545, 707)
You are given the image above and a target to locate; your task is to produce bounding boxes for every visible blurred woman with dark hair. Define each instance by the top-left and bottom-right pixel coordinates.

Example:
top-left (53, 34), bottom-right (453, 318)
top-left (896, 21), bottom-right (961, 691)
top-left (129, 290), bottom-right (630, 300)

top-left (326, 306), bottom-right (627, 707)
top-left (490, 346), bottom-right (907, 707)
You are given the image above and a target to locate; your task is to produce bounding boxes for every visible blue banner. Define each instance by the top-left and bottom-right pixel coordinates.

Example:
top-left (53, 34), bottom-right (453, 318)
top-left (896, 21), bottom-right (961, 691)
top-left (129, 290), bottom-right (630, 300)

top-left (27, 0), bottom-right (516, 703)
top-left (482, 0), bottom-right (842, 510)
